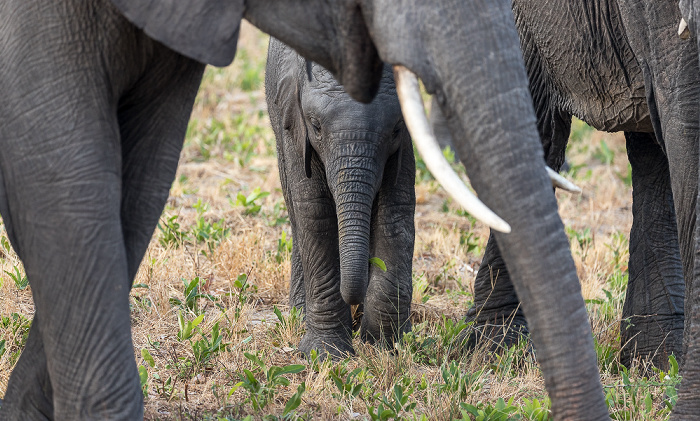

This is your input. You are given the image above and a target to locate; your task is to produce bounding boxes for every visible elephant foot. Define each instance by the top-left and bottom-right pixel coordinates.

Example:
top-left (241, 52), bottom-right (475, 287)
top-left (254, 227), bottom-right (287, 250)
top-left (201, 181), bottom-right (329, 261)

top-left (620, 314), bottom-right (684, 369)
top-left (459, 307), bottom-right (530, 353)
top-left (298, 330), bottom-right (354, 359)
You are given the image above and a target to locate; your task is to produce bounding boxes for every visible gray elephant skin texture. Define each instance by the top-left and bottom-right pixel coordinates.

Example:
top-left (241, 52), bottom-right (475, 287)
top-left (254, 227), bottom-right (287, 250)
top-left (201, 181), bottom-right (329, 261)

top-left (431, 0), bottom-right (700, 417)
top-left (429, 0), bottom-right (695, 370)
top-left (266, 39), bottom-right (415, 357)
top-left (0, 0), bottom-right (610, 418)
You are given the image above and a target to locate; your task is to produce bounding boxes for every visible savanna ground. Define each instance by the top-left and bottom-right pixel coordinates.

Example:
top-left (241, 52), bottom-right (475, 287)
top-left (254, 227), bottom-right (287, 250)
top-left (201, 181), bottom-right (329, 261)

top-left (0, 24), bottom-right (683, 420)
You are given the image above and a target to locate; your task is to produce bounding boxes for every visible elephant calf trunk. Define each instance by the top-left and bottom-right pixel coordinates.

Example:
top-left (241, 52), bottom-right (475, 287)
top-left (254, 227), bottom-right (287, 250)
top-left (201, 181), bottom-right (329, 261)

top-left (335, 185), bottom-right (375, 306)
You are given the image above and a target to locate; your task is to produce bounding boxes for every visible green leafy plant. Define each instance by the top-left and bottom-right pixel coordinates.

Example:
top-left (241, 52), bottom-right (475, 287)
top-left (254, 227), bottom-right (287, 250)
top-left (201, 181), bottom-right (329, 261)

top-left (140, 347), bottom-right (177, 400)
top-left (566, 226), bottom-right (593, 262)
top-left (459, 230), bottom-right (483, 256)
top-left (235, 187), bottom-right (270, 216)
top-left (170, 277), bottom-right (217, 316)
top-left (369, 257), bottom-right (387, 272)
top-left (227, 273), bottom-right (258, 323)
top-left (177, 311), bottom-right (205, 342)
top-left (264, 198), bottom-right (290, 227)
top-left (367, 377), bottom-right (417, 421)
top-left (0, 313), bottom-right (32, 365)
top-left (190, 321), bottom-right (229, 367)
top-left (283, 381), bottom-right (307, 418)
top-left (271, 306), bottom-right (305, 347)
top-left (519, 398), bottom-right (551, 421)
top-left (604, 355), bottom-right (681, 419)
top-left (234, 352), bottom-right (306, 412)
top-left (438, 361), bottom-right (489, 400)
top-left (138, 365), bottom-right (149, 398)
top-left (190, 199), bottom-right (230, 256)
top-left (569, 118), bottom-right (594, 144)
top-left (5, 265), bottom-right (28, 290)
top-left (328, 361), bottom-right (364, 401)
top-left (157, 214), bottom-right (190, 249)
top-left (275, 231), bottom-right (293, 263)
top-left (460, 397), bottom-right (518, 421)
top-left (617, 162), bottom-right (632, 187)
top-left (0, 233), bottom-right (11, 259)
top-left (593, 140), bottom-right (615, 165)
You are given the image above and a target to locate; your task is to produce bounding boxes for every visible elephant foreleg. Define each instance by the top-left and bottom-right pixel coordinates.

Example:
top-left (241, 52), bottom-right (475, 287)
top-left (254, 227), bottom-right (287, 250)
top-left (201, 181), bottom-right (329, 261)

top-left (361, 140), bottom-right (415, 346)
top-left (621, 132), bottom-right (685, 368)
top-left (287, 171), bottom-right (353, 357)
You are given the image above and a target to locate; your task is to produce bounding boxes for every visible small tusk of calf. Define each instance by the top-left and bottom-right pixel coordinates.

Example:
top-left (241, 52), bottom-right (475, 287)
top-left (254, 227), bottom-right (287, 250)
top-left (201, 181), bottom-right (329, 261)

top-left (679, 18), bottom-right (691, 40)
top-left (546, 167), bottom-right (582, 194)
top-left (393, 65), bottom-right (511, 233)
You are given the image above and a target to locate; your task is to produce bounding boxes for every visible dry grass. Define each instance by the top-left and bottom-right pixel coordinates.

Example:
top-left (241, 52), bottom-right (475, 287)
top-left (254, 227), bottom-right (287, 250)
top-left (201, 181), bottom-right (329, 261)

top-left (0, 23), bottom-right (679, 420)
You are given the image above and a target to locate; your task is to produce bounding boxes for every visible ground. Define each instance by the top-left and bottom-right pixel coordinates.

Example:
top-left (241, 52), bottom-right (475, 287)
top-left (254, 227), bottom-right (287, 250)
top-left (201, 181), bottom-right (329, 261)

top-left (0, 23), bottom-right (682, 420)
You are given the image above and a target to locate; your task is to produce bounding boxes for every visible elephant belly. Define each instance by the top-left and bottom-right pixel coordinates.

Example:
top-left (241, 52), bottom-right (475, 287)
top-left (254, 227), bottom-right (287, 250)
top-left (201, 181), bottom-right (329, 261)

top-left (514, 0), bottom-right (652, 133)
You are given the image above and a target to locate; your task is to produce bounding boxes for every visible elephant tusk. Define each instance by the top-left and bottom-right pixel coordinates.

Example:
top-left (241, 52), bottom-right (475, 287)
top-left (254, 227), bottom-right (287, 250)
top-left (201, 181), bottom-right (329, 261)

top-left (393, 65), bottom-right (511, 234)
top-left (546, 167), bottom-right (582, 194)
top-left (679, 18), bottom-right (690, 39)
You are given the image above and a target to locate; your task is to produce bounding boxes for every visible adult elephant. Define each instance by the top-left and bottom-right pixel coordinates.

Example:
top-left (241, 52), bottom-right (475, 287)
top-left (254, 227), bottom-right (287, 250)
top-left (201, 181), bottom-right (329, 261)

top-left (674, 2), bottom-right (700, 418)
top-left (430, 0), bottom-right (699, 370)
top-left (0, 0), bottom-right (608, 419)
top-left (266, 39), bottom-right (416, 356)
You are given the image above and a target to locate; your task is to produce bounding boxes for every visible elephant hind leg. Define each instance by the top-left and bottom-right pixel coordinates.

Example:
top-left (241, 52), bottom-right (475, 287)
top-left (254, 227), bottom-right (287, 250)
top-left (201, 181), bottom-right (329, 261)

top-left (621, 132), bottom-right (685, 369)
top-left (0, 316), bottom-right (53, 420)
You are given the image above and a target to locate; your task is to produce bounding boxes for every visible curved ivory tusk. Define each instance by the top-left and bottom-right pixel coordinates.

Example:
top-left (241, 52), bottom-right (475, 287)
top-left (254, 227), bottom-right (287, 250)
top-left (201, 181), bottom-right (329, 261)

top-left (393, 65), bottom-right (511, 234)
top-left (547, 167), bottom-right (582, 194)
top-left (679, 18), bottom-right (690, 39)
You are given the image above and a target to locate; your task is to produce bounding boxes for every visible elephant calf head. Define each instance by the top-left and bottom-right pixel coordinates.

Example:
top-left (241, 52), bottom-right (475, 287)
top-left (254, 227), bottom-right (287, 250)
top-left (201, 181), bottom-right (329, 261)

top-left (266, 38), bottom-right (415, 355)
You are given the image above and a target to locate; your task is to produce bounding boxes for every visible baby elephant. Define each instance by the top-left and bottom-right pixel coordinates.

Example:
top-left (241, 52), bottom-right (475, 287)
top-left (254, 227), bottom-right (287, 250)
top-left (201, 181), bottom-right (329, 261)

top-left (266, 38), bottom-right (415, 357)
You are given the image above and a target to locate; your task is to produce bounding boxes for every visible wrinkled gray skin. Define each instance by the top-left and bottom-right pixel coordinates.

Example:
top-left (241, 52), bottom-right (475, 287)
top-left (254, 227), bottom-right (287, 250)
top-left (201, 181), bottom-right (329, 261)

top-left (0, 0), bottom-right (609, 418)
top-left (673, 2), bottom-right (700, 419)
top-left (430, 0), bottom-right (699, 372)
top-left (265, 39), bottom-right (415, 356)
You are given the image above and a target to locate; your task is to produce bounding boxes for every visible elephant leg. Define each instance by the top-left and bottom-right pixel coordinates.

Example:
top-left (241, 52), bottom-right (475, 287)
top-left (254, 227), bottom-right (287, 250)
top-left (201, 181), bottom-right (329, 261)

top-left (0, 315), bottom-right (53, 420)
top-left (289, 234), bottom-right (305, 312)
top-left (0, 111), bottom-right (142, 419)
top-left (462, 235), bottom-right (528, 350)
top-left (286, 172), bottom-right (353, 357)
top-left (621, 132), bottom-right (685, 368)
top-left (361, 141), bottom-right (416, 346)
top-left (116, 45), bottom-right (204, 280)
top-left (295, 190), bottom-right (353, 357)
top-left (0, 3), bottom-right (168, 416)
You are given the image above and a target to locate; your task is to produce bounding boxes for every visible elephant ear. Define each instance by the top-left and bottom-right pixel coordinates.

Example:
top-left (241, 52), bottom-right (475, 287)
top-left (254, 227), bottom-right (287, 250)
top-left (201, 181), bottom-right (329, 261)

top-left (267, 39), bottom-right (314, 178)
top-left (109, 0), bottom-right (243, 66)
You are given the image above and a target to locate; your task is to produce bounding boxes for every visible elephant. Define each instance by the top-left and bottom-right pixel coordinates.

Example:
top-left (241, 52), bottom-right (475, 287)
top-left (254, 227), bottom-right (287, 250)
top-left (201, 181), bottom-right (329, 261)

top-left (265, 38), bottom-right (415, 356)
top-left (427, 0), bottom-right (700, 373)
top-left (674, 2), bottom-right (700, 417)
top-left (0, 0), bottom-right (611, 418)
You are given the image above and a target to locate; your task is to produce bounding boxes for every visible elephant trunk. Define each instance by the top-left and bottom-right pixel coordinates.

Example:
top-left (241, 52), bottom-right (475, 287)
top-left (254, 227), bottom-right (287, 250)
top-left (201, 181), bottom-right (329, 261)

top-left (365, 0), bottom-right (608, 418)
top-left (328, 140), bottom-right (382, 306)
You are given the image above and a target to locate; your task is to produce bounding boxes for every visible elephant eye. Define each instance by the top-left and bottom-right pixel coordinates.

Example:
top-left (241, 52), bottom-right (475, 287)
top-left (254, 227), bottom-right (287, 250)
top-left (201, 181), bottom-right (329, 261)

top-left (309, 117), bottom-right (322, 136)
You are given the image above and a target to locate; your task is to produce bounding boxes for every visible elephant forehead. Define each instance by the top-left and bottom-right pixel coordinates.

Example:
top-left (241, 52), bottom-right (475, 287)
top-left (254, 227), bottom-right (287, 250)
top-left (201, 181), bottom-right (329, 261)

top-left (309, 62), bottom-right (396, 96)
